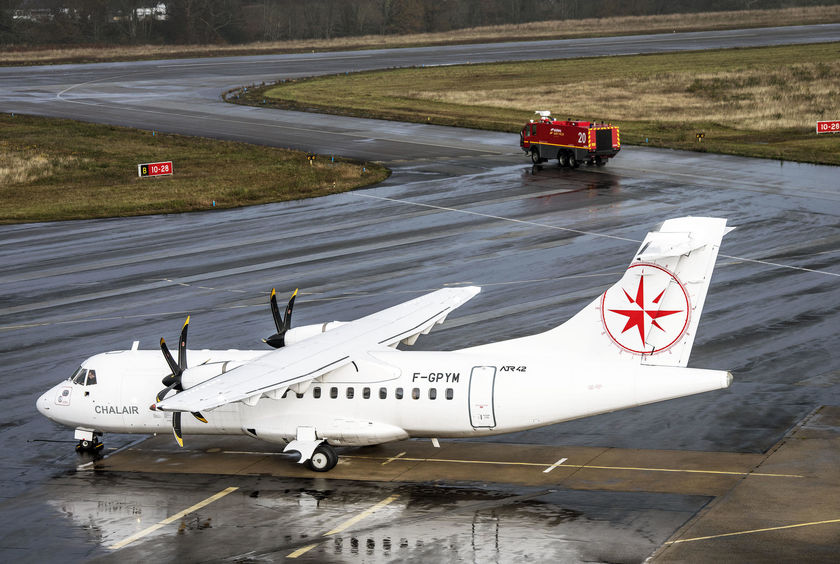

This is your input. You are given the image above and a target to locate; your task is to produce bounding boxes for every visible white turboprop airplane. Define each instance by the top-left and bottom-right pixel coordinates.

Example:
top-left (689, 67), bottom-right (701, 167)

top-left (37, 217), bottom-right (734, 472)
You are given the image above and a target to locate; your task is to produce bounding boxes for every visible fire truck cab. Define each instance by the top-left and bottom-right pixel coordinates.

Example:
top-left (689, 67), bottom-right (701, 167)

top-left (521, 111), bottom-right (620, 167)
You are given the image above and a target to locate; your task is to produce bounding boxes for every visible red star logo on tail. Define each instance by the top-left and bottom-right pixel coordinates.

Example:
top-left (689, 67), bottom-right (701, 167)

top-left (600, 263), bottom-right (690, 354)
top-left (608, 275), bottom-right (683, 344)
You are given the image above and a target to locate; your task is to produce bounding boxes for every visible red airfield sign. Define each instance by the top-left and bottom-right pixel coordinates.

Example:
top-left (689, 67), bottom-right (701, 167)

top-left (816, 120), bottom-right (840, 134)
top-left (138, 161), bottom-right (173, 177)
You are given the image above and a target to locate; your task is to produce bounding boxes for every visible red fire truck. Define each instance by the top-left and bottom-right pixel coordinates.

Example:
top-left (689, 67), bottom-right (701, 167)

top-left (520, 111), bottom-right (620, 167)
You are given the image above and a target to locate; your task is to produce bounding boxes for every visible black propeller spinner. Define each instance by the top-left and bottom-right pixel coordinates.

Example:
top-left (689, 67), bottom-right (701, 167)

top-left (153, 316), bottom-right (207, 447)
top-left (264, 288), bottom-right (297, 348)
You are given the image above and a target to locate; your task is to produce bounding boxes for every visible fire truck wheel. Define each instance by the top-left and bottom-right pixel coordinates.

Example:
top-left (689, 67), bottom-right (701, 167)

top-left (595, 157), bottom-right (606, 166)
top-left (569, 157), bottom-right (579, 169)
top-left (530, 150), bottom-right (542, 164)
top-left (558, 153), bottom-right (569, 167)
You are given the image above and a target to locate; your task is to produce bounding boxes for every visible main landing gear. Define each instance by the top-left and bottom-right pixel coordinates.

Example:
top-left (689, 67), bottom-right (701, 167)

top-left (307, 443), bottom-right (338, 472)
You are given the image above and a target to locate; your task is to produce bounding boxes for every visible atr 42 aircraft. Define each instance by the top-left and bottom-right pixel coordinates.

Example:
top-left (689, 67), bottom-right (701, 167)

top-left (37, 217), bottom-right (734, 472)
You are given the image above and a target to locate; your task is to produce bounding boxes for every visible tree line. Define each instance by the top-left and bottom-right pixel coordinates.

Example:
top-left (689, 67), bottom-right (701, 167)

top-left (1, 0), bottom-right (834, 46)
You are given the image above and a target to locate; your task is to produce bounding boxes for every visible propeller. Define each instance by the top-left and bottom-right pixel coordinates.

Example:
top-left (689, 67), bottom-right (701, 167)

top-left (152, 316), bottom-right (207, 447)
top-left (264, 288), bottom-right (297, 348)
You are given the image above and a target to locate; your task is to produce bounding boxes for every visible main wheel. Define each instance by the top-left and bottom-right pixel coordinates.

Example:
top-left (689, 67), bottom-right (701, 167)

top-left (558, 153), bottom-right (568, 167)
top-left (307, 443), bottom-right (338, 472)
top-left (530, 149), bottom-right (541, 165)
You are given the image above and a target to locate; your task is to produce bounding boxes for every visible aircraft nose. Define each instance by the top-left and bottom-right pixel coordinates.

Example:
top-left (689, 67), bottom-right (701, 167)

top-left (36, 390), bottom-right (52, 418)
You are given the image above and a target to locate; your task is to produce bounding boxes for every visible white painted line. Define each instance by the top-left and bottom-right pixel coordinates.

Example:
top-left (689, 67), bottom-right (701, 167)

top-left (354, 193), bottom-right (840, 279)
top-left (543, 458), bottom-right (568, 474)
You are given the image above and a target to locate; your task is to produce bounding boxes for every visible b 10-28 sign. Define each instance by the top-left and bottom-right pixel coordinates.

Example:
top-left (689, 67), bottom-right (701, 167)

top-left (138, 161), bottom-right (173, 177)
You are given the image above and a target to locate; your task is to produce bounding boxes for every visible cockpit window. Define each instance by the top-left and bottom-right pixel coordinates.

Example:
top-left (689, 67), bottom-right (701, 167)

top-left (85, 370), bottom-right (97, 386)
top-left (71, 367), bottom-right (87, 385)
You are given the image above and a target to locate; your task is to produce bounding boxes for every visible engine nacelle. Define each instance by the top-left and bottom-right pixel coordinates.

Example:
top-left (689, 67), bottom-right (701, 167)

top-left (181, 361), bottom-right (245, 389)
top-left (284, 321), bottom-right (345, 346)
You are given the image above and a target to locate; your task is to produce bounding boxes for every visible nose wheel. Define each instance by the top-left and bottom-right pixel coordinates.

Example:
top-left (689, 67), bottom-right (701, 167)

top-left (75, 435), bottom-right (103, 453)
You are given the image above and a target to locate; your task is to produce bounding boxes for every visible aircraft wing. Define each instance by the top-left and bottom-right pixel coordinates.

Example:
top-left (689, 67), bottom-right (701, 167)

top-left (156, 286), bottom-right (480, 413)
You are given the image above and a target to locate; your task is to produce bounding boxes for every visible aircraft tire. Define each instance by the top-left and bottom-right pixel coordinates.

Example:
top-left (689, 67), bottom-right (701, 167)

top-left (307, 443), bottom-right (338, 472)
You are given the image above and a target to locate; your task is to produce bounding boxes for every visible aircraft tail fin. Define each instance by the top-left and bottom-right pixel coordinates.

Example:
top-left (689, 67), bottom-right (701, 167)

top-left (461, 217), bottom-right (732, 368)
top-left (557, 216), bottom-right (732, 367)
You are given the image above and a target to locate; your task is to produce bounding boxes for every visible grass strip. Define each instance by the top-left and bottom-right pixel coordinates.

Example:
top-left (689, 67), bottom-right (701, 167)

top-left (240, 42), bottom-right (840, 166)
top-left (0, 114), bottom-right (388, 224)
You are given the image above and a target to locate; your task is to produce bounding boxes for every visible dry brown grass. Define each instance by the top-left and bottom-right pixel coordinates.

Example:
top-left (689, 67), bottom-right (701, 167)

top-left (0, 145), bottom-right (87, 185)
top-left (414, 60), bottom-right (840, 131)
top-left (3, 6), bottom-right (839, 65)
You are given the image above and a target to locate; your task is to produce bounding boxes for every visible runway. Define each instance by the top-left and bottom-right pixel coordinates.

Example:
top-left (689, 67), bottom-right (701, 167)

top-left (1, 24), bottom-right (840, 562)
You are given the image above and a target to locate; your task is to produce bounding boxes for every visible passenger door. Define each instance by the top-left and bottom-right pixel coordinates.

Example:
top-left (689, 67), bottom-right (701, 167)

top-left (468, 366), bottom-right (496, 428)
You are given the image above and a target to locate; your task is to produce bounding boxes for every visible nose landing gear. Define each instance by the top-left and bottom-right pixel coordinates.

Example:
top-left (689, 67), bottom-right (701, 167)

top-left (74, 429), bottom-right (103, 453)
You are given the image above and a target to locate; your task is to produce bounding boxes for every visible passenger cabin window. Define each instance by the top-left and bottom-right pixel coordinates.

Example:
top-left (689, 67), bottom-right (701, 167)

top-left (446, 388), bottom-right (454, 400)
top-left (379, 387), bottom-right (387, 399)
top-left (346, 387), bottom-right (355, 399)
top-left (71, 367), bottom-right (86, 385)
top-left (395, 387), bottom-right (403, 400)
top-left (429, 388), bottom-right (437, 400)
top-left (363, 387), bottom-right (370, 399)
top-left (85, 370), bottom-right (97, 386)
top-left (330, 387), bottom-right (338, 399)
top-left (412, 388), bottom-right (420, 400)
top-left (313, 387), bottom-right (321, 399)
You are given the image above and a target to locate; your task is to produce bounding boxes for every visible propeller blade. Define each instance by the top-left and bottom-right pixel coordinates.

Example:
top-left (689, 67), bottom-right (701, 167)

top-left (172, 412), bottom-right (184, 447)
top-left (178, 316), bottom-right (189, 371)
top-left (269, 288), bottom-right (283, 333)
top-left (192, 411), bottom-right (208, 424)
top-left (265, 289), bottom-right (298, 349)
top-left (160, 337), bottom-right (180, 378)
top-left (284, 289), bottom-right (297, 331)
top-left (156, 385), bottom-right (176, 403)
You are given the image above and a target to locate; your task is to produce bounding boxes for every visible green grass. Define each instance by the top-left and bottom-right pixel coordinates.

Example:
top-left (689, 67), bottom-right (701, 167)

top-left (239, 42), bottom-right (840, 165)
top-left (0, 114), bottom-right (388, 223)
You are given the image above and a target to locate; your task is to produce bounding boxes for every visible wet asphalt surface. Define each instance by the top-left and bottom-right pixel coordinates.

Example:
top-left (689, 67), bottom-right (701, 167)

top-left (1, 25), bottom-right (840, 562)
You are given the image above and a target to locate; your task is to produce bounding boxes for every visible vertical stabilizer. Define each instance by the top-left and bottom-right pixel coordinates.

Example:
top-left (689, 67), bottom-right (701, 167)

top-left (462, 217), bottom-right (731, 368)
top-left (558, 216), bottom-right (731, 367)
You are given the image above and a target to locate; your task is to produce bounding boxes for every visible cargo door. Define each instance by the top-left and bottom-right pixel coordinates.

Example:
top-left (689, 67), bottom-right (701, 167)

top-left (469, 366), bottom-right (496, 428)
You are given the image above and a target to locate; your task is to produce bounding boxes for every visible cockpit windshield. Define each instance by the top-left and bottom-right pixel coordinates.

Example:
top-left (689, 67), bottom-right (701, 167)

top-left (70, 367), bottom-right (97, 386)
top-left (71, 367), bottom-right (86, 385)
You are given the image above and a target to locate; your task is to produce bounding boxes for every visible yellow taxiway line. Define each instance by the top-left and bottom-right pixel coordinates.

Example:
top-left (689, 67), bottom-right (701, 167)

top-left (342, 454), bottom-right (803, 478)
top-left (287, 494), bottom-right (399, 559)
top-left (109, 486), bottom-right (238, 550)
top-left (667, 517), bottom-right (840, 544)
